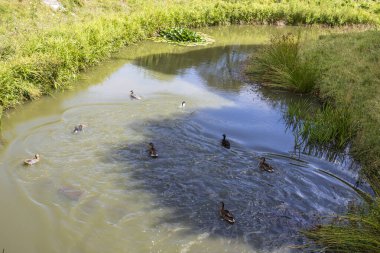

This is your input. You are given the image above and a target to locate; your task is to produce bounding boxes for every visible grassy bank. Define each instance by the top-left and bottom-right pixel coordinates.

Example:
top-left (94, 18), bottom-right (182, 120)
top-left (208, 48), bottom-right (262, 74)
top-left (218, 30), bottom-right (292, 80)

top-left (249, 30), bottom-right (380, 194)
top-left (246, 28), bottom-right (380, 252)
top-left (1, 0), bottom-right (380, 115)
top-left (306, 198), bottom-right (380, 252)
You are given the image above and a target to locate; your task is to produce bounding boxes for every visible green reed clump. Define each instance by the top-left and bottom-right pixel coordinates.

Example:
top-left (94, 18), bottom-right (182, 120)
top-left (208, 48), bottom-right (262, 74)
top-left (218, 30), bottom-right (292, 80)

top-left (306, 105), bottom-right (358, 150)
top-left (247, 33), bottom-right (318, 93)
top-left (306, 198), bottom-right (380, 253)
top-left (158, 27), bottom-right (205, 43)
top-left (286, 101), bottom-right (358, 151)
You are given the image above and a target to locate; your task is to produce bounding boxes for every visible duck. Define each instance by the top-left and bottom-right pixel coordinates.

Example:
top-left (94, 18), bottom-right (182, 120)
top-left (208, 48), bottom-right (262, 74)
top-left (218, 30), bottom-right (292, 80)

top-left (72, 124), bottom-right (86, 134)
top-left (220, 201), bottom-right (235, 224)
top-left (148, 142), bottom-right (158, 158)
top-left (24, 154), bottom-right (40, 165)
top-left (259, 157), bottom-right (274, 173)
top-left (221, 134), bottom-right (230, 149)
top-left (130, 90), bottom-right (141, 100)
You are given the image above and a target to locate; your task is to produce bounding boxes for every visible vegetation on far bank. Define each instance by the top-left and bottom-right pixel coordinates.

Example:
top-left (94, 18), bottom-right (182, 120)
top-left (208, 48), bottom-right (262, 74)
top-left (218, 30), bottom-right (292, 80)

top-left (0, 0), bottom-right (380, 117)
top-left (246, 29), bottom-right (380, 252)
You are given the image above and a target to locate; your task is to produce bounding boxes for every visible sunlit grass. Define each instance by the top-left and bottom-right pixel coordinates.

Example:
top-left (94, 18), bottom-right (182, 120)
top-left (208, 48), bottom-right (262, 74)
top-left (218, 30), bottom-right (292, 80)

top-left (246, 33), bottom-right (317, 93)
top-left (305, 199), bottom-right (380, 253)
top-left (158, 27), bottom-right (204, 42)
top-left (286, 100), bottom-right (359, 151)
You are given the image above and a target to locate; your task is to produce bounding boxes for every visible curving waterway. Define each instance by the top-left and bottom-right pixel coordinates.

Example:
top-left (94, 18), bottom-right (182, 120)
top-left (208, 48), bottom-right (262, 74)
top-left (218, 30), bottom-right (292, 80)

top-left (0, 26), bottom-right (370, 253)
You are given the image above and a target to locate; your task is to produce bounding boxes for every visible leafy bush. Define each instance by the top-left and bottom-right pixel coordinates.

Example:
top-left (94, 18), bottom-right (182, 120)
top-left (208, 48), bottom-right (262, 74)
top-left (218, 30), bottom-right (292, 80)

top-left (158, 27), bottom-right (205, 42)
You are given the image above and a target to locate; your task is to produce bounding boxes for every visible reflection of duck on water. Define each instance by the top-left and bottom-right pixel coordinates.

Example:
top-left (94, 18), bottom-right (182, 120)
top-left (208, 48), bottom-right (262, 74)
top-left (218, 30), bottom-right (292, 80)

top-left (24, 154), bottom-right (40, 165)
top-left (220, 201), bottom-right (235, 224)
top-left (259, 157), bottom-right (274, 173)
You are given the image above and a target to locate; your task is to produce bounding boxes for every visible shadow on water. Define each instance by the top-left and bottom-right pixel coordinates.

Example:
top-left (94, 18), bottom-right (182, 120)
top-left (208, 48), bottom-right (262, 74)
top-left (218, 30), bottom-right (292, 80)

top-left (131, 44), bottom-right (365, 173)
top-left (130, 41), bottom-right (372, 194)
top-left (104, 109), bottom-right (366, 252)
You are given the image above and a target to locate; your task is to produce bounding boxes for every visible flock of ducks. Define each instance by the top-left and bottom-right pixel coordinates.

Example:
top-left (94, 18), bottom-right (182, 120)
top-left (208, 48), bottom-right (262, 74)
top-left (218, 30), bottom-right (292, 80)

top-left (23, 89), bottom-right (276, 225)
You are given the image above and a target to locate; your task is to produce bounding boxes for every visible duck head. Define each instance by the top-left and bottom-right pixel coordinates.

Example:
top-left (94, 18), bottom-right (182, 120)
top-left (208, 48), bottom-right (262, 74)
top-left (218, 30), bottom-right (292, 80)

top-left (222, 134), bottom-right (226, 139)
top-left (181, 101), bottom-right (186, 107)
top-left (35, 154), bottom-right (40, 159)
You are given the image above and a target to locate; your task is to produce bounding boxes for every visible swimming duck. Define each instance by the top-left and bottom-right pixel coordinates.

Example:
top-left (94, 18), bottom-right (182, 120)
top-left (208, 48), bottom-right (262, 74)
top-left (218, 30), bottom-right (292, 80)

top-left (130, 90), bottom-right (141, 100)
top-left (148, 143), bottom-right (158, 158)
top-left (24, 154), bottom-right (40, 165)
top-left (221, 134), bottom-right (230, 149)
top-left (259, 157), bottom-right (274, 173)
top-left (72, 124), bottom-right (86, 134)
top-left (220, 201), bottom-right (235, 224)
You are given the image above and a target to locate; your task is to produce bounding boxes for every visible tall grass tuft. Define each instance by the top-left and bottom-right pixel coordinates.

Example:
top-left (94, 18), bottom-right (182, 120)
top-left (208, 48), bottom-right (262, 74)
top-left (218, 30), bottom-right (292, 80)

top-left (305, 199), bottom-right (380, 253)
top-left (286, 100), bottom-right (359, 152)
top-left (247, 33), bottom-right (318, 93)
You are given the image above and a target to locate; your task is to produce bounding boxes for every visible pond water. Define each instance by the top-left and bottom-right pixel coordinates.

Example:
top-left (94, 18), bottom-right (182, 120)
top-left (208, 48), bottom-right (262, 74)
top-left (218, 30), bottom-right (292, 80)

top-left (0, 26), bottom-right (369, 253)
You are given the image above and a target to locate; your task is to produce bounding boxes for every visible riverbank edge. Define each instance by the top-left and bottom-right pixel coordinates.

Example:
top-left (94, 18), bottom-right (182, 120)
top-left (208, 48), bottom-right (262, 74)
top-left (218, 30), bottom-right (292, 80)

top-left (244, 30), bottom-right (380, 252)
top-left (245, 30), bottom-right (380, 196)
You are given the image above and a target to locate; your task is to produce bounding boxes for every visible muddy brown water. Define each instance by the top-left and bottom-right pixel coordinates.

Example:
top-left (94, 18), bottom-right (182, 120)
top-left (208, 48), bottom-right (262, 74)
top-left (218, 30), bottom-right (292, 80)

top-left (0, 26), bottom-right (369, 253)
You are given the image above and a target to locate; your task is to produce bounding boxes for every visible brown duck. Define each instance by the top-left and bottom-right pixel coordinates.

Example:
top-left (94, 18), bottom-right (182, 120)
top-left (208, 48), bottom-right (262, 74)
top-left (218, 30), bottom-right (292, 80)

top-left (259, 157), bottom-right (274, 173)
top-left (220, 201), bottom-right (235, 224)
top-left (24, 154), bottom-right (40, 165)
top-left (73, 124), bottom-right (86, 134)
top-left (221, 134), bottom-right (230, 149)
top-left (148, 143), bottom-right (158, 158)
top-left (130, 90), bottom-right (141, 100)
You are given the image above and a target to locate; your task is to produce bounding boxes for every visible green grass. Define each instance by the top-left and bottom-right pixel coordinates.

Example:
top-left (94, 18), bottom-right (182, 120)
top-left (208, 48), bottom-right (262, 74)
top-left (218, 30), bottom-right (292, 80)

top-left (158, 27), bottom-right (205, 42)
top-left (306, 198), bottom-right (380, 253)
top-left (309, 31), bottom-right (380, 195)
top-left (246, 33), bottom-right (318, 93)
top-left (286, 100), bottom-right (359, 152)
